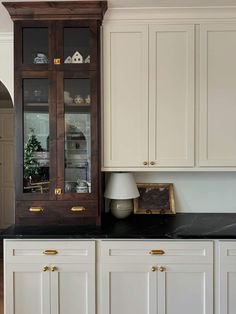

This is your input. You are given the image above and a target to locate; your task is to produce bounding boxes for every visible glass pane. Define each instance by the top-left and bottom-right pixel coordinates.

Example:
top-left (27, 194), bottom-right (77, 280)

top-left (64, 79), bottom-right (91, 194)
top-left (63, 28), bottom-right (90, 64)
top-left (23, 79), bottom-right (50, 194)
top-left (23, 28), bottom-right (49, 65)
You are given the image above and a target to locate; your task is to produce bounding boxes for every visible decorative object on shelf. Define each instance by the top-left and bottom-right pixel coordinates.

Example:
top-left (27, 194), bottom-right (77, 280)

top-left (76, 179), bottom-right (89, 193)
top-left (74, 94), bottom-right (84, 105)
top-left (64, 56), bottom-right (72, 64)
top-left (104, 172), bottom-right (140, 219)
top-left (33, 53), bottom-right (48, 64)
top-left (72, 51), bottom-right (83, 63)
top-left (85, 95), bottom-right (91, 105)
top-left (65, 182), bottom-right (77, 193)
top-left (84, 55), bottom-right (90, 63)
top-left (134, 183), bottom-right (175, 215)
top-left (64, 91), bottom-right (73, 104)
top-left (24, 128), bottom-right (43, 183)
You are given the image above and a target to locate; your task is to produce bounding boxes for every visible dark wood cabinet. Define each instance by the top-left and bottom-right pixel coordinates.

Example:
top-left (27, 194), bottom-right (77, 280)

top-left (3, 1), bottom-right (107, 225)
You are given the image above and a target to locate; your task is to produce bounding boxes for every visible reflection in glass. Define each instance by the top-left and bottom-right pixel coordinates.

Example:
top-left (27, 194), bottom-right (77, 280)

top-left (23, 28), bottom-right (49, 65)
top-left (23, 79), bottom-right (50, 194)
top-left (63, 28), bottom-right (90, 64)
top-left (64, 79), bottom-right (91, 194)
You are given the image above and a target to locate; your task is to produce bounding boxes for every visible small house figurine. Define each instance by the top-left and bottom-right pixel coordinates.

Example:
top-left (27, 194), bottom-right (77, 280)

top-left (84, 55), bottom-right (90, 64)
top-left (64, 56), bottom-right (72, 64)
top-left (85, 95), bottom-right (91, 105)
top-left (72, 51), bottom-right (83, 64)
top-left (74, 95), bottom-right (84, 105)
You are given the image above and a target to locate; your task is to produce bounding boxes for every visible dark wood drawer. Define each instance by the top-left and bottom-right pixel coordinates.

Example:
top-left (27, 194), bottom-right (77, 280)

top-left (16, 200), bottom-right (99, 225)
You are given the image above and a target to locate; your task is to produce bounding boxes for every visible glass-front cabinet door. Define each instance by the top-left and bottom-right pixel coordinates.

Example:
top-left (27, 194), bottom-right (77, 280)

top-left (15, 21), bottom-right (53, 69)
top-left (16, 73), bottom-right (56, 200)
top-left (56, 72), bottom-right (98, 200)
top-left (57, 21), bottom-right (98, 69)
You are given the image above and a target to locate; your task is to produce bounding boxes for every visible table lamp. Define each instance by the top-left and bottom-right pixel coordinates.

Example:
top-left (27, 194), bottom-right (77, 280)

top-left (104, 173), bottom-right (140, 219)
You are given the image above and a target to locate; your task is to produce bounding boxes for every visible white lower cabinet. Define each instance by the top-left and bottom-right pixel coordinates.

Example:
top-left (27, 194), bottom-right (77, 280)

top-left (8, 239), bottom-right (236, 314)
top-left (99, 241), bottom-right (213, 314)
top-left (218, 241), bottom-right (236, 314)
top-left (4, 240), bottom-right (95, 314)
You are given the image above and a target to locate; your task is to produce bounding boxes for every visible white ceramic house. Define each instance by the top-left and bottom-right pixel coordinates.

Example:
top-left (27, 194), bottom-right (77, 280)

top-left (72, 51), bottom-right (83, 63)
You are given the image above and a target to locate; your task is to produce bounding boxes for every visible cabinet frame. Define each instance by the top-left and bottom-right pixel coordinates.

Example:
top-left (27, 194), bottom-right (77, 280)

top-left (3, 1), bottom-right (107, 225)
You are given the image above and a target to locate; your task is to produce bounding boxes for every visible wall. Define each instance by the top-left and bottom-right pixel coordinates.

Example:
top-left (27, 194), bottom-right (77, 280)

top-left (1, 1), bottom-right (236, 214)
top-left (134, 172), bottom-right (236, 213)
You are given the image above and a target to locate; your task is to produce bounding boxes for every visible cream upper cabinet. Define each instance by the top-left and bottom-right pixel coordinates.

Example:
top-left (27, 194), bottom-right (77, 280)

top-left (199, 24), bottom-right (236, 167)
top-left (103, 24), bottom-right (149, 168)
top-left (102, 23), bottom-right (195, 170)
top-left (149, 25), bottom-right (194, 167)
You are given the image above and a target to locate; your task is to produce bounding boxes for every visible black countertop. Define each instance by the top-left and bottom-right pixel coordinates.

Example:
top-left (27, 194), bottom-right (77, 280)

top-left (1, 213), bottom-right (236, 239)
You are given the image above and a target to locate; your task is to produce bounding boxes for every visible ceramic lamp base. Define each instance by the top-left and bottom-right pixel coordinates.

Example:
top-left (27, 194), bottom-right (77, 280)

top-left (110, 199), bottom-right (133, 219)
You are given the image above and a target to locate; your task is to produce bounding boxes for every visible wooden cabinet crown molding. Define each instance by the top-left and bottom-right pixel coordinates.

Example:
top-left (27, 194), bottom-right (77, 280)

top-left (3, 1), bottom-right (107, 21)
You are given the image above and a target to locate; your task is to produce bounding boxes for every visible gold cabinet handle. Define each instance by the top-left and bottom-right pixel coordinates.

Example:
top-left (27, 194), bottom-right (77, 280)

top-left (159, 266), bottom-right (166, 272)
top-left (54, 58), bottom-right (61, 65)
top-left (51, 266), bottom-right (58, 272)
top-left (29, 207), bottom-right (44, 212)
top-left (150, 161), bottom-right (155, 166)
top-left (151, 266), bottom-right (157, 272)
top-left (143, 161), bottom-right (148, 166)
top-left (55, 188), bottom-right (62, 195)
top-left (70, 206), bottom-right (86, 212)
top-left (43, 266), bottom-right (49, 272)
top-left (43, 250), bottom-right (58, 255)
top-left (149, 250), bottom-right (165, 255)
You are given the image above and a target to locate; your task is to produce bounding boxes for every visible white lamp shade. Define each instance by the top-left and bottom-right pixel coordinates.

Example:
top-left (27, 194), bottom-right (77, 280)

top-left (104, 173), bottom-right (140, 200)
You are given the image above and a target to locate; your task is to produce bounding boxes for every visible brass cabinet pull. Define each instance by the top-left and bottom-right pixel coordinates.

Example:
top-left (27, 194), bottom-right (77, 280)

top-left (43, 250), bottom-right (58, 255)
top-left (54, 58), bottom-right (61, 65)
top-left (149, 250), bottom-right (165, 255)
top-left (70, 206), bottom-right (86, 212)
top-left (150, 161), bottom-right (155, 166)
top-left (143, 161), bottom-right (148, 166)
top-left (29, 207), bottom-right (44, 212)
top-left (159, 266), bottom-right (166, 272)
top-left (51, 266), bottom-right (58, 272)
top-left (151, 266), bottom-right (157, 272)
top-left (55, 188), bottom-right (62, 195)
top-left (43, 266), bottom-right (49, 272)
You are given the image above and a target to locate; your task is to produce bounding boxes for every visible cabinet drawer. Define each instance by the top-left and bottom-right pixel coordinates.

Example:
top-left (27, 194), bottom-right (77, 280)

top-left (16, 201), bottom-right (99, 225)
top-left (100, 241), bottom-right (213, 264)
top-left (4, 240), bottom-right (95, 263)
top-left (219, 241), bottom-right (236, 263)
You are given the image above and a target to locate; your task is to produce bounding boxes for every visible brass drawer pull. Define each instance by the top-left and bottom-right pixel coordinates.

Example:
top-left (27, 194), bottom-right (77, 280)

top-left (150, 161), bottom-right (155, 166)
top-left (151, 266), bottom-right (157, 272)
top-left (43, 250), bottom-right (58, 255)
top-left (149, 250), bottom-right (165, 255)
top-left (29, 207), bottom-right (44, 212)
top-left (143, 161), bottom-right (148, 166)
top-left (70, 206), bottom-right (86, 212)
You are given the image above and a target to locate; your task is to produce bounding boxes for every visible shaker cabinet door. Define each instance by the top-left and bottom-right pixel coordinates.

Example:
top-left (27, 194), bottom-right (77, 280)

top-left (199, 24), bottom-right (236, 166)
top-left (149, 24), bottom-right (195, 167)
top-left (157, 264), bottom-right (213, 314)
top-left (103, 24), bottom-right (149, 168)
top-left (101, 263), bottom-right (156, 314)
top-left (5, 263), bottom-right (50, 314)
top-left (50, 263), bottom-right (95, 314)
